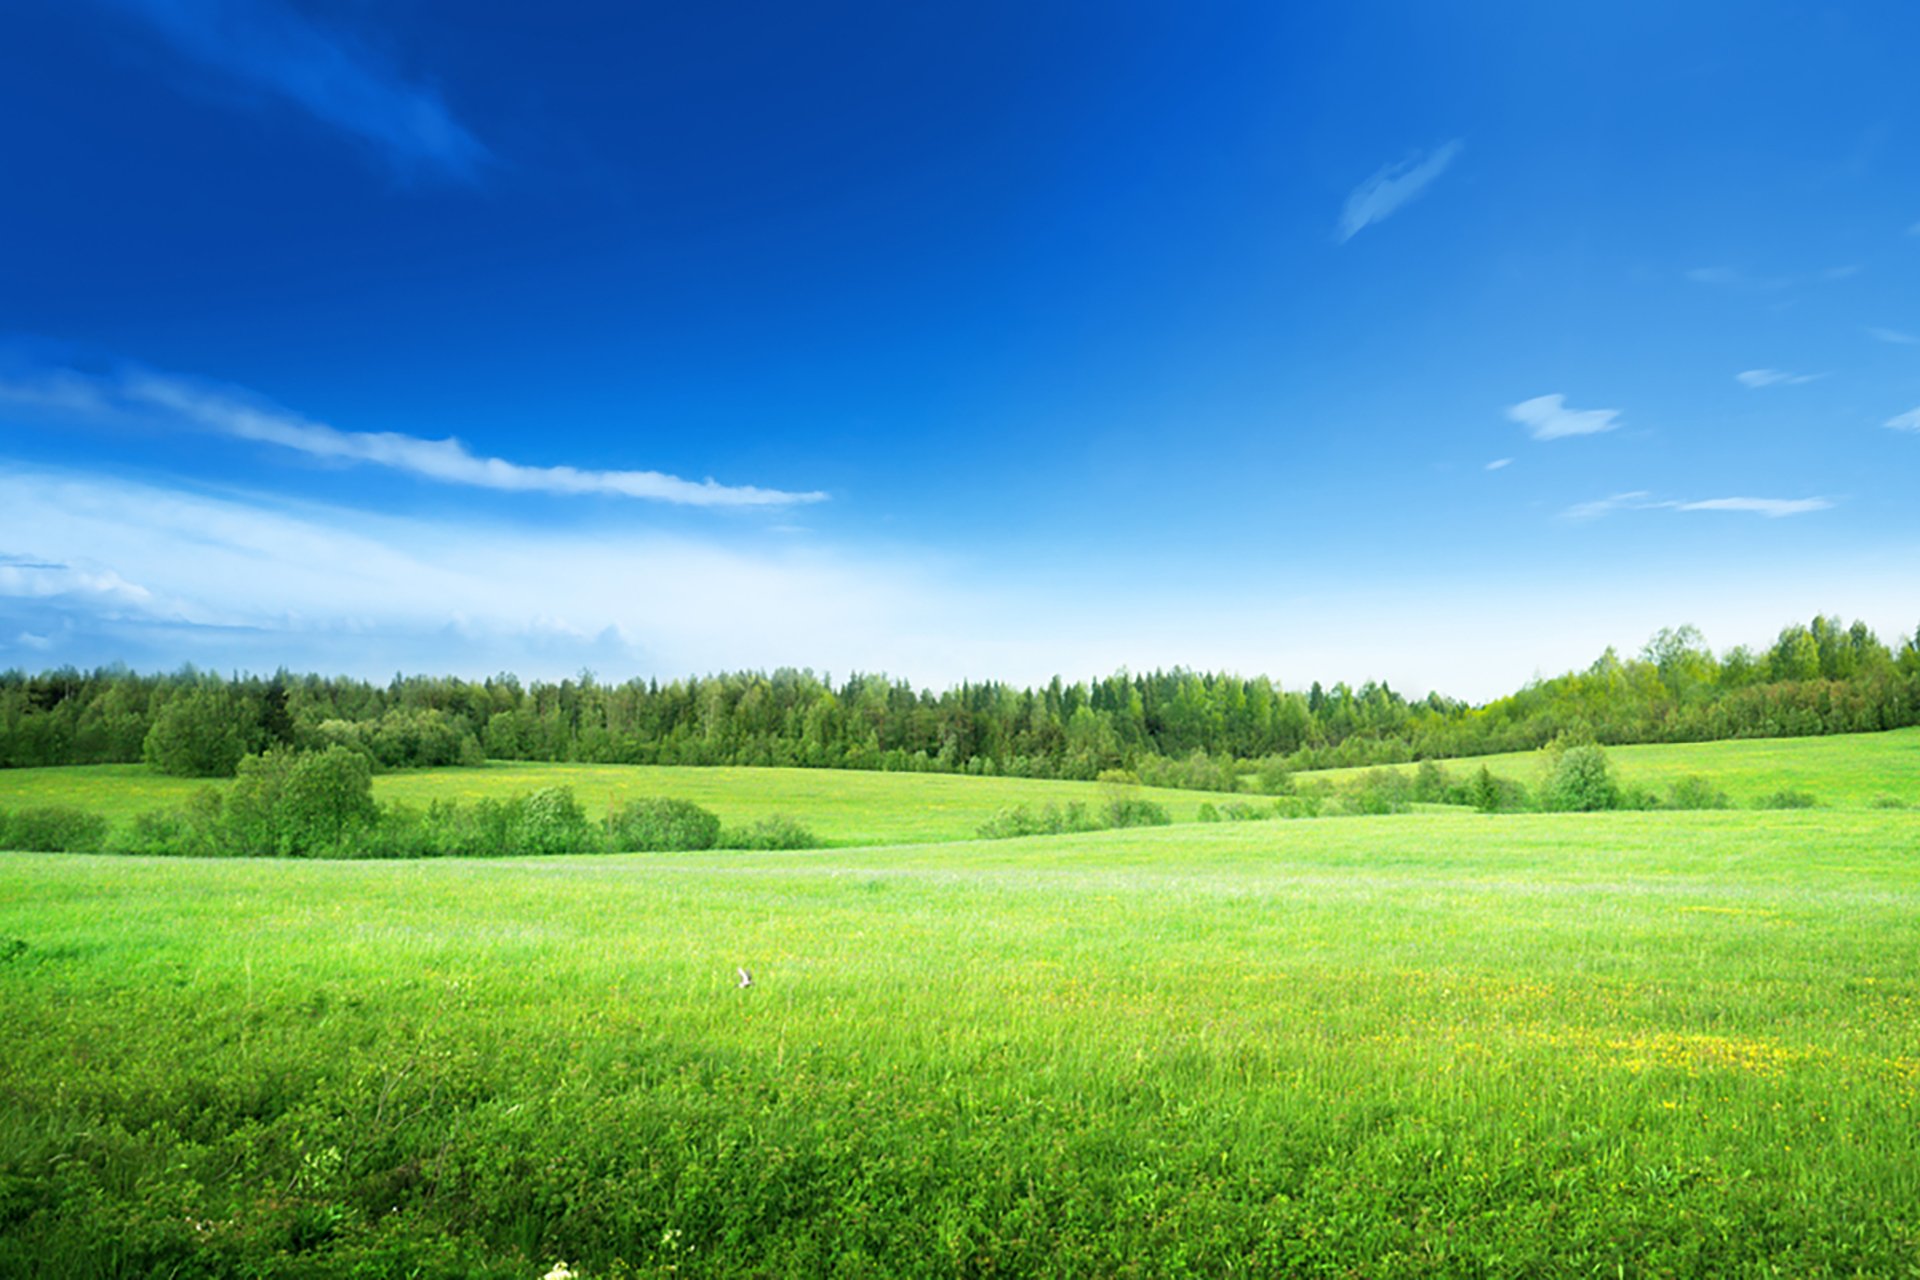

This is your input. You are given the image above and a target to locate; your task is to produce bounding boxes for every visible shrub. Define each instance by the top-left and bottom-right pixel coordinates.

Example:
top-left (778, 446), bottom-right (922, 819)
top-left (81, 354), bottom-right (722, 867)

top-left (608, 797), bottom-right (722, 852)
top-left (1666, 775), bottom-right (1731, 810)
top-left (1869, 795), bottom-right (1909, 810)
top-left (512, 787), bottom-right (599, 856)
top-left (1756, 789), bottom-right (1818, 810)
top-left (1411, 760), bottom-right (1454, 804)
top-left (117, 789), bottom-right (226, 856)
top-left (1195, 803), bottom-right (1221, 823)
top-left (1, 806), bottom-right (109, 853)
top-left (1341, 769), bottom-right (1413, 816)
top-left (721, 814), bottom-right (818, 850)
top-left (226, 745), bottom-right (379, 856)
top-left (1103, 796), bottom-right (1171, 828)
top-left (1254, 758), bottom-right (1295, 796)
top-left (1543, 744), bottom-right (1618, 812)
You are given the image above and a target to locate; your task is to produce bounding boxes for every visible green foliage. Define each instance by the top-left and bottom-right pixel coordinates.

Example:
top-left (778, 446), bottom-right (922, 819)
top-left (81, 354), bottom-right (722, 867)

top-left (720, 814), bottom-right (818, 850)
top-left (508, 786), bottom-right (598, 856)
top-left (1411, 759), bottom-right (1453, 803)
top-left (977, 802), bottom-right (1099, 839)
top-left (0, 805), bottom-right (108, 852)
top-left (1756, 788), bottom-right (1818, 810)
top-left (1468, 765), bottom-right (1503, 813)
top-left (607, 797), bottom-right (722, 852)
top-left (1542, 743), bottom-right (1619, 812)
top-left (226, 745), bottom-right (379, 856)
top-left (142, 684), bottom-right (249, 777)
top-left (1665, 775), bottom-right (1731, 810)
top-left (1339, 768), bottom-right (1413, 815)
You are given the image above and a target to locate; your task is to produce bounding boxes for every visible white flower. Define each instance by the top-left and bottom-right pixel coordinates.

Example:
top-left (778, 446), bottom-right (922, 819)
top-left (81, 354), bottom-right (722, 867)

top-left (542, 1264), bottom-right (576, 1280)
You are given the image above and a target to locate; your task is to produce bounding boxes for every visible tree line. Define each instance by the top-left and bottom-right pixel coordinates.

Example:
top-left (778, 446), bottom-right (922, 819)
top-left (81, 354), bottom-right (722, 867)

top-left (2, 614), bottom-right (1916, 781)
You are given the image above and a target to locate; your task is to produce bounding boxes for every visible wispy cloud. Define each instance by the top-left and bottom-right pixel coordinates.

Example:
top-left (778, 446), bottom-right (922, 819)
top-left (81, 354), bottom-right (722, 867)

top-left (1887, 408), bottom-right (1920, 432)
top-left (1562, 491), bottom-right (1831, 521)
top-left (1485, 458), bottom-right (1513, 471)
top-left (1670, 497), bottom-right (1832, 517)
top-left (101, 0), bottom-right (488, 181)
top-left (1, 363), bottom-right (828, 508)
top-left (1735, 368), bottom-right (1822, 388)
top-left (1507, 394), bottom-right (1620, 441)
top-left (1562, 492), bottom-right (1652, 522)
top-left (1867, 326), bottom-right (1920, 346)
top-left (1337, 139), bottom-right (1463, 243)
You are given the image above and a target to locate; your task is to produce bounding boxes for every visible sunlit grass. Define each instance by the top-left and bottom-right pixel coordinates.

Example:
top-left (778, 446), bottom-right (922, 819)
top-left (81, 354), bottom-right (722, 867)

top-left (3, 809), bottom-right (1918, 1275)
top-left (1302, 724), bottom-right (1920, 807)
top-left (0, 762), bottom-right (1221, 846)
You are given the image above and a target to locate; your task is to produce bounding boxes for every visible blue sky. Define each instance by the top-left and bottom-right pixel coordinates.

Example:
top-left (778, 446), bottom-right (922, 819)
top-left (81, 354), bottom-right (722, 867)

top-left (3, 0), bottom-right (1917, 698)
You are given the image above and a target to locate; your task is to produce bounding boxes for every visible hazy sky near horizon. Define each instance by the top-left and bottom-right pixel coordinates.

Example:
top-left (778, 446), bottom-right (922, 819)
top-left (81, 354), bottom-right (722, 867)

top-left (3, 1), bottom-right (1918, 699)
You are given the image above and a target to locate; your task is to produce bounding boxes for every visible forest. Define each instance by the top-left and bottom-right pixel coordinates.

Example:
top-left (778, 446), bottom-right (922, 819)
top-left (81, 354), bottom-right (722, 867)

top-left (2, 614), bottom-right (1917, 782)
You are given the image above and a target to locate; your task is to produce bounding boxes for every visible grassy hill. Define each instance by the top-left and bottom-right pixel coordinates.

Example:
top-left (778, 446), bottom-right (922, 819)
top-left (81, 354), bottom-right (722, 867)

top-left (0, 761), bottom-right (1225, 847)
top-left (4, 810), bottom-right (1918, 1275)
top-left (1297, 724), bottom-right (1920, 808)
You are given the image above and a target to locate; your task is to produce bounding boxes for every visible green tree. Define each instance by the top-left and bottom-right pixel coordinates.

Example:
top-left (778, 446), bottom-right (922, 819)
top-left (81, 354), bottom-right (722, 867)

top-left (143, 686), bottom-right (248, 777)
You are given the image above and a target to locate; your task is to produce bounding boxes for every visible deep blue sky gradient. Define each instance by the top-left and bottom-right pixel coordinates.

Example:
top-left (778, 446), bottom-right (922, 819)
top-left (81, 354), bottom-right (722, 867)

top-left (3, 1), bottom-right (1917, 695)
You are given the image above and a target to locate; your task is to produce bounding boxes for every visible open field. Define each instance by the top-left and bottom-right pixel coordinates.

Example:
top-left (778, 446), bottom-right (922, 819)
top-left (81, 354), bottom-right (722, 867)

top-left (1299, 725), bottom-right (1920, 808)
top-left (0, 763), bottom-right (1223, 847)
top-left (4, 809), bottom-right (1919, 1277)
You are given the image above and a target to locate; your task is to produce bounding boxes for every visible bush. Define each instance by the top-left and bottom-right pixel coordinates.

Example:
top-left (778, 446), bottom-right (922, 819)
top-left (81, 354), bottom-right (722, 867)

top-left (1543, 744), bottom-right (1618, 812)
top-left (1666, 775), bottom-right (1731, 810)
top-left (1271, 794), bottom-right (1322, 819)
top-left (117, 789), bottom-right (226, 856)
top-left (1195, 803), bottom-right (1221, 823)
top-left (978, 803), bottom-right (1096, 839)
top-left (1103, 796), bottom-right (1171, 828)
top-left (511, 787), bottom-right (599, 855)
top-left (1411, 760), bottom-right (1454, 804)
top-left (1342, 769), bottom-right (1412, 815)
top-left (608, 797), bottom-right (722, 852)
top-left (1756, 789), bottom-right (1818, 810)
top-left (225, 745), bottom-right (379, 856)
top-left (721, 814), bottom-right (818, 850)
top-left (1, 806), bottom-right (109, 853)
top-left (1869, 795), bottom-right (1909, 810)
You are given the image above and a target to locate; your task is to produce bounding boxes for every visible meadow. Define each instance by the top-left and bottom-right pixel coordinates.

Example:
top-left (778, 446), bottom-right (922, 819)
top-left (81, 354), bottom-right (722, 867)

top-left (1298, 725), bottom-right (1920, 809)
top-left (3, 807), bottom-right (1919, 1277)
top-left (0, 763), bottom-right (1223, 848)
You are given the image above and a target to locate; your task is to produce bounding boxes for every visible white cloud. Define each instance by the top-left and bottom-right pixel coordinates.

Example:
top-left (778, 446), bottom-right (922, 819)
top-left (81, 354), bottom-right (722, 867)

top-left (103, 0), bottom-right (488, 181)
top-left (1887, 408), bottom-right (1920, 432)
top-left (1561, 492), bottom-right (1652, 522)
top-left (1866, 327), bottom-right (1920, 346)
top-left (1507, 393), bottom-right (1620, 441)
top-left (1562, 492), bottom-right (1831, 521)
top-left (1337, 139), bottom-right (1463, 243)
top-left (1485, 457), bottom-right (1513, 471)
top-left (1671, 497), bottom-right (1832, 518)
top-left (1735, 368), bottom-right (1821, 388)
top-left (0, 466), bottom-right (907, 676)
top-left (1, 362), bottom-right (827, 508)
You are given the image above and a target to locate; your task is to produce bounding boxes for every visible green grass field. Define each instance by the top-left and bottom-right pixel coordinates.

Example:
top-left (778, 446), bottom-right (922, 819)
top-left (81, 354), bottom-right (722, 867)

top-left (0, 763), bottom-right (1224, 847)
top-left (1299, 725), bottom-right (1920, 808)
top-left (4, 808), bottom-right (1919, 1277)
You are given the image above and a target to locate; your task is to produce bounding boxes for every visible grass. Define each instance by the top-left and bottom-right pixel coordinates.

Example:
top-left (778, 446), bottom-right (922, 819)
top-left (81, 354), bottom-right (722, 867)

top-left (3, 809), bottom-right (1919, 1276)
top-left (0, 762), bottom-right (1220, 847)
top-left (1300, 724), bottom-right (1920, 808)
